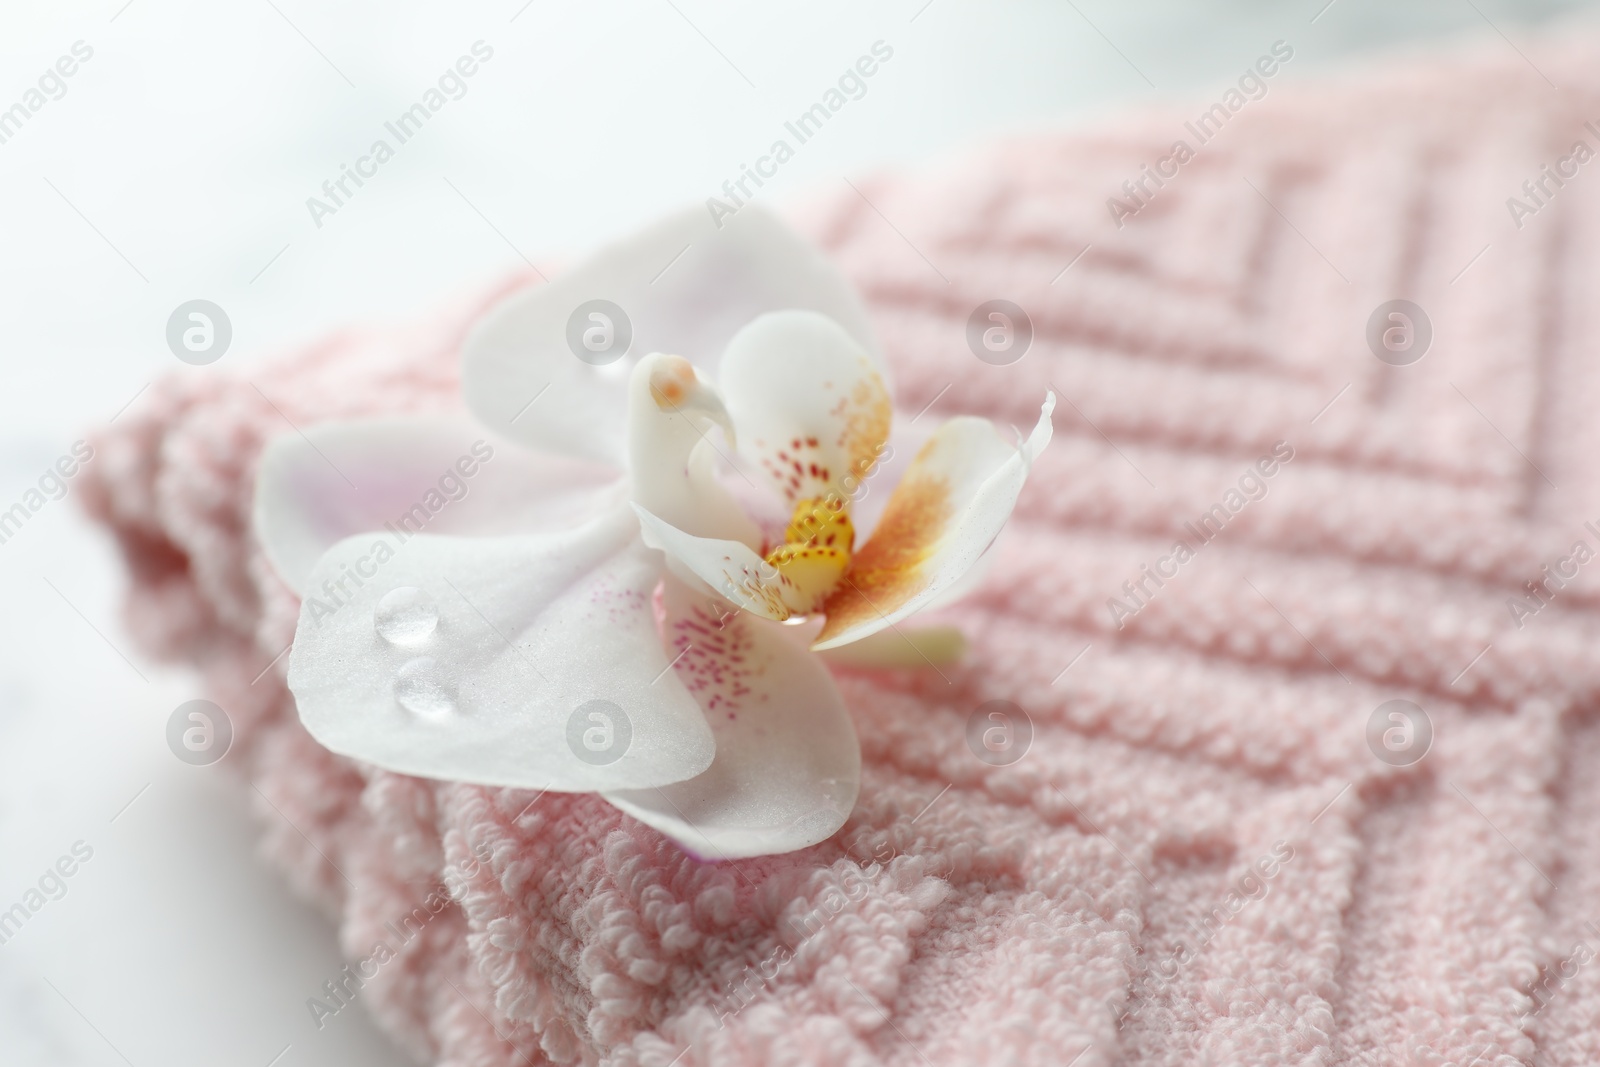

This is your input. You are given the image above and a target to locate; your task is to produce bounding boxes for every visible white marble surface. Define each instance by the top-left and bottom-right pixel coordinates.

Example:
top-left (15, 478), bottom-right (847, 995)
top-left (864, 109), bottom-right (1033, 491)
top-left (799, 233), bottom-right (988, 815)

top-left (1, 2), bottom-right (1594, 1063)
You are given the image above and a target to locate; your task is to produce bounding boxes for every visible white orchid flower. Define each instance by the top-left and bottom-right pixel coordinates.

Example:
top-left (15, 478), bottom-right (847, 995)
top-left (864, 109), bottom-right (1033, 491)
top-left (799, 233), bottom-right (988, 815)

top-left (252, 205), bottom-right (1053, 859)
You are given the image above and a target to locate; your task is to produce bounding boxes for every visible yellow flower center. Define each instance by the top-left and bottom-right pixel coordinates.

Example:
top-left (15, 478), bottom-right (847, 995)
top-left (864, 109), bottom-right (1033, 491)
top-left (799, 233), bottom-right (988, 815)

top-left (762, 496), bottom-right (854, 615)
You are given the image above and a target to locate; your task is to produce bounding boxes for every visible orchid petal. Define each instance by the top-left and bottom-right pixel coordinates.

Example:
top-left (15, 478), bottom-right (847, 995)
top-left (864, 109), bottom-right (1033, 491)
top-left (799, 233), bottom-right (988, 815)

top-left (461, 206), bottom-right (883, 467)
top-left (631, 503), bottom-right (790, 621)
top-left (602, 577), bottom-right (859, 859)
top-left (919, 539), bottom-right (999, 612)
top-left (847, 414), bottom-right (938, 542)
top-left (718, 310), bottom-right (892, 510)
top-left (253, 415), bottom-right (620, 595)
top-left (286, 507), bottom-right (714, 792)
top-left (813, 394), bottom-right (1056, 650)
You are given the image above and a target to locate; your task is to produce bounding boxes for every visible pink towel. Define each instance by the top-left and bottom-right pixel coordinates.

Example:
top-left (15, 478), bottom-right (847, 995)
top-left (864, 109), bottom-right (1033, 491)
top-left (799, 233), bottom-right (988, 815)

top-left (84, 29), bottom-right (1600, 1066)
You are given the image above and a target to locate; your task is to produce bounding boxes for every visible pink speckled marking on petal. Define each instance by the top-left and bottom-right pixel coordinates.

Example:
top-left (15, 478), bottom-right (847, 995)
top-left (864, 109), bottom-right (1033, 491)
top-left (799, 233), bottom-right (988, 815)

top-left (666, 598), bottom-right (760, 717)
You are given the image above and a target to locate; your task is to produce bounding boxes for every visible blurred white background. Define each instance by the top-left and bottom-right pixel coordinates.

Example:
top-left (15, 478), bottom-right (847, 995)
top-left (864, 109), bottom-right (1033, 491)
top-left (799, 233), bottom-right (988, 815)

top-left (2, 1), bottom-right (1595, 1063)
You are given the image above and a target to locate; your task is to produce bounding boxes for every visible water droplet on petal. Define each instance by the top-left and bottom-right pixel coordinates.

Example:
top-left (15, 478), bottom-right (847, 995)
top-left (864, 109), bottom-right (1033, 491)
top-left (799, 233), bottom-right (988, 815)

top-left (375, 586), bottom-right (438, 645)
top-left (816, 776), bottom-right (853, 808)
top-left (786, 807), bottom-right (845, 842)
top-left (395, 657), bottom-right (455, 718)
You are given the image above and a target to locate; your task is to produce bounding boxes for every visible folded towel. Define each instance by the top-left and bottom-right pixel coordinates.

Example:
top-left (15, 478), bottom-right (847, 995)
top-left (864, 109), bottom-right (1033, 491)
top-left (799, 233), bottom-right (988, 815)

top-left (83, 28), bottom-right (1600, 1066)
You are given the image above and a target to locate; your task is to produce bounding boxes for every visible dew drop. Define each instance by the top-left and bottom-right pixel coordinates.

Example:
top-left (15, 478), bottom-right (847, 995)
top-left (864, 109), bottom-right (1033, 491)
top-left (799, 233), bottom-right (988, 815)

top-left (816, 776), bottom-right (853, 808)
top-left (375, 586), bottom-right (438, 645)
top-left (394, 657), bottom-right (455, 718)
top-left (786, 807), bottom-right (844, 841)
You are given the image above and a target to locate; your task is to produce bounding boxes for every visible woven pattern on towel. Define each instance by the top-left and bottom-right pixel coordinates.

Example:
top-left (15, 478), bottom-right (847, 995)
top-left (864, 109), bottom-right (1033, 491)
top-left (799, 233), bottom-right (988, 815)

top-left (83, 31), bottom-right (1600, 1067)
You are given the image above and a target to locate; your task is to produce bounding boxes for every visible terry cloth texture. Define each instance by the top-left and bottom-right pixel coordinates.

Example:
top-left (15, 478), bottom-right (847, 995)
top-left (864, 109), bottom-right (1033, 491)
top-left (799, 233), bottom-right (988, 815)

top-left (83, 30), bottom-right (1600, 1067)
